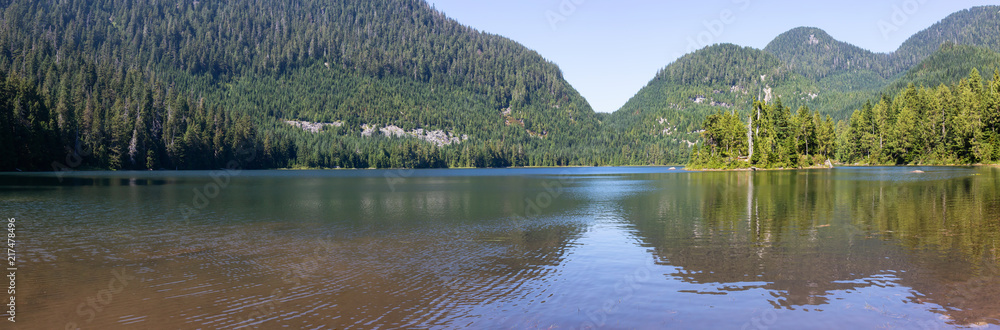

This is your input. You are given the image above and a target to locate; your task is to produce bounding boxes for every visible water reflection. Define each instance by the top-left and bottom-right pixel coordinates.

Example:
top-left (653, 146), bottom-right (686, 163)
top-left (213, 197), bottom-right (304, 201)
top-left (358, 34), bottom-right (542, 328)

top-left (624, 167), bottom-right (1000, 326)
top-left (4, 171), bottom-right (593, 328)
top-left (4, 167), bottom-right (1000, 328)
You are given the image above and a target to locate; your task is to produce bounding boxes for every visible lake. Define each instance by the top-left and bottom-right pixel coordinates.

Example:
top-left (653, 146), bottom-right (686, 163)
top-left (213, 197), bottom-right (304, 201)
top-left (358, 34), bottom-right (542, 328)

top-left (3, 166), bottom-right (1000, 329)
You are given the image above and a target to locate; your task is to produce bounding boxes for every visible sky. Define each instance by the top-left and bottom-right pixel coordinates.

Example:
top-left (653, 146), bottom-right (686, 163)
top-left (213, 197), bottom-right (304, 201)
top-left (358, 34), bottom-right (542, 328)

top-left (426, 0), bottom-right (998, 113)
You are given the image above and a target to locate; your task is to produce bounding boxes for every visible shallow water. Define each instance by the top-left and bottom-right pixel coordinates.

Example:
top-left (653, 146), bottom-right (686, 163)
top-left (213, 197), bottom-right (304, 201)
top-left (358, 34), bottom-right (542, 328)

top-left (3, 166), bottom-right (1000, 329)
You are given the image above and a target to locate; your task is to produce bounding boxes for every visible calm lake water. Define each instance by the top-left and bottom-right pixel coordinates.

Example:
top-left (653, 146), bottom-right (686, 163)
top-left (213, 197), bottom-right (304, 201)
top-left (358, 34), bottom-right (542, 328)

top-left (3, 167), bottom-right (1000, 329)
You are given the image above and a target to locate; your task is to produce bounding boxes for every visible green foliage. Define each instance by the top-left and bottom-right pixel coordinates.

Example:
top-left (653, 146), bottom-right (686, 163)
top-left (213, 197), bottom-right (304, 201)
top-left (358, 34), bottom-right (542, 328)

top-left (839, 69), bottom-right (1000, 165)
top-left (622, 8), bottom-right (1000, 164)
top-left (0, 0), bottom-right (628, 170)
top-left (885, 44), bottom-right (1000, 95)
top-left (894, 6), bottom-right (1000, 67)
top-left (687, 111), bottom-right (748, 169)
top-left (764, 27), bottom-right (895, 80)
top-left (2, 1), bottom-right (999, 170)
top-left (610, 44), bottom-right (794, 167)
top-left (0, 73), bottom-right (62, 170)
top-left (689, 100), bottom-right (835, 169)
top-left (702, 111), bottom-right (748, 159)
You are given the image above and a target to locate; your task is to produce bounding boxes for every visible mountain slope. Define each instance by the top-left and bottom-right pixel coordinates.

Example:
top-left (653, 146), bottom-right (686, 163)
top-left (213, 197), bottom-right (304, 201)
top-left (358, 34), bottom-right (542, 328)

top-left (886, 44), bottom-right (1000, 93)
top-left (894, 6), bottom-right (1000, 68)
top-left (611, 6), bottom-right (1000, 164)
top-left (606, 44), bottom-right (801, 160)
top-left (762, 27), bottom-right (895, 119)
top-left (0, 0), bottom-right (603, 170)
top-left (764, 27), bottom-right (893, 80)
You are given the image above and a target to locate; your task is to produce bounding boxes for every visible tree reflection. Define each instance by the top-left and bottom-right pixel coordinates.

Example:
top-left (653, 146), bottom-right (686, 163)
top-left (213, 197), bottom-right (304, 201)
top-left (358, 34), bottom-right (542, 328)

top-left (624, 167), bottom-right (1000, 326)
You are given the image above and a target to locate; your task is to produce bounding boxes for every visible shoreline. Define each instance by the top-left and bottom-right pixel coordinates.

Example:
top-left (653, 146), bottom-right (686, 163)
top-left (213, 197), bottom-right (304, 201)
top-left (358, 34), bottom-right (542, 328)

top-left (0, 164), bottom-right (688, 174)
top-left (688, 164), bottom-right (994, 172)
top-left (8, 164), bottom-right (994, 174)
top-left (687, 165), bottom-right (833, 172)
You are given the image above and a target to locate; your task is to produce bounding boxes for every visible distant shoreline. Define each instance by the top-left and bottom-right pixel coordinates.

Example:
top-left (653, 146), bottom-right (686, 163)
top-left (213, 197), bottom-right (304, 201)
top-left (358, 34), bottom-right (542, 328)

top-left (0, 164), bottom-right (689, 173)
top-left (689, 164), bottom-right (993, 172)
top-left (8, 164), bottom-right (995, 174)
top-left (687, 165), bottom-right (832, 172)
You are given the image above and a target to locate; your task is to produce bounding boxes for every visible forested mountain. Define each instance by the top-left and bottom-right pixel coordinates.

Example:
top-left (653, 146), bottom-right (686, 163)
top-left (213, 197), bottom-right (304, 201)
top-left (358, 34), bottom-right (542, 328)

top-left (614, 5), bottom-right (1000, 166)
top-left (3, 1), bottom-right (999, 170)
top-left (610, 30), bottom-right (900, 163)
top-left (607, 43), bottom-right (848, 166)
top-left (601, 44), bottom-right (790, 165)
top-left (886, 44), bottom-right (1000, 94)
top-left (0, 0), bottom-right (609, 170)
top-left (747, 6), bottom-right (1000, 119)
top-left (894, 6), bottom-right (1000, 68)
top-left (765, 6), bottom-right (1000, 82)
top-left (764, 27), bottom-right (893, 80)
top-left (610, 44), bottom-right (785, 145)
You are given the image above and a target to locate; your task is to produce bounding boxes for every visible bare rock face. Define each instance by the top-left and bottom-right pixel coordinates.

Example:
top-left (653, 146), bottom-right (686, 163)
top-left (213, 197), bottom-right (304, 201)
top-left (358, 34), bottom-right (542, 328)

top-left (807, 34), bottom-right (820, 45)
top-left (288, 120), bottom-right (469, 147)
top-left (379, 125), bottom-right (408, 138)
top-left (285, 120), bottom-right (343, 133)
top-left (364, 124), bottom-right (468, 147)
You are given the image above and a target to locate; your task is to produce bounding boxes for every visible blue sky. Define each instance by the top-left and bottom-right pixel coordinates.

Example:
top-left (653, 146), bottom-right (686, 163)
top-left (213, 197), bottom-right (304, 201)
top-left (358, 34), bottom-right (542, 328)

top-left (426, 0), bottom-right (998, 113)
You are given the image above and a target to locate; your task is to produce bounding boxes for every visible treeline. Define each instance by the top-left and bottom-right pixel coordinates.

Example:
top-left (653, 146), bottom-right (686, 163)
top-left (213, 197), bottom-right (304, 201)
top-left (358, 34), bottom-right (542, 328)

top-left (5, 0), bottom-right (995, 171)
top-left (621, 7), bottom-right (1000, 165)
top-left (0, 0), bottom-right (644, 171)
top-left (0, 69), bottom-right (294, 171)
top-left (838, 69), bottom-right (1000, 165)
top-left (609, 44), bottom-right (791, 167)
top-left (691, 68), bottom-right (1000, 169)
top-left (689, 100), bottom-right (836, 169)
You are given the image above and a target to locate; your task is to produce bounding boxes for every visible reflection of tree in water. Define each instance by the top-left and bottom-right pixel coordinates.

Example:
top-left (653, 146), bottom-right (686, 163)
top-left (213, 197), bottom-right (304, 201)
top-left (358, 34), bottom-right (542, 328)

top-left (20, 174), bottom-right (591, 329)
top-left (249, 176), bottom-right (591, 329)
top-left (842, 169), bottom-right (1000, 326)
top-left (624, 168), bottom-right (1000, 325)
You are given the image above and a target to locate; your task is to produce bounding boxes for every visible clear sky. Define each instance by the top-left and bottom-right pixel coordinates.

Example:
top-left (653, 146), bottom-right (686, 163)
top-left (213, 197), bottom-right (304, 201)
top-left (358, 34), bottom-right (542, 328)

top-left (426, 0), bottom-right (998, 113)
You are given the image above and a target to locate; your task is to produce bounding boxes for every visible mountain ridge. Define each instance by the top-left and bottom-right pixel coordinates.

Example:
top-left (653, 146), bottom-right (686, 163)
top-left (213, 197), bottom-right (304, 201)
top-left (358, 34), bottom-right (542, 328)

top-left (611, 5), bottom-right (1000, 165)
top-left (2, 2), bottom-right (999, 169)
top-left (0, 0), bottom-right (615, 170)
top-left (616, 5), bottom-right (1000, 117)
top-left (764, 27), bottom-right (892, 80)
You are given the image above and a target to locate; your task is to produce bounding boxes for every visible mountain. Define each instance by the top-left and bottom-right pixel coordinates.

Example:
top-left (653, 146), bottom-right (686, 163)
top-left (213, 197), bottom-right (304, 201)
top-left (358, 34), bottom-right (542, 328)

top-left (605, 44), bottom-right (799, 161)
top-left (762, 27), bottom-right (895, 119)
top-left (4, 2), bottom-right (999, 170)
top-left (764, 6), bottom-right (1000, 81)
top-left (609, 29), bottom-right (902, 152)
top-left (0, 0), bottom-right (608, 170)
top-left (894, 6), bottom-right (1000, 68)
top-left (886, 44), bottom-right (1000, 94)
top-left (738, 6), bottom-right (1000, 119)
top-left (611, 5), bottom-right (1000, 164)
top-left (764, 27), bottom-right (893, 80)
